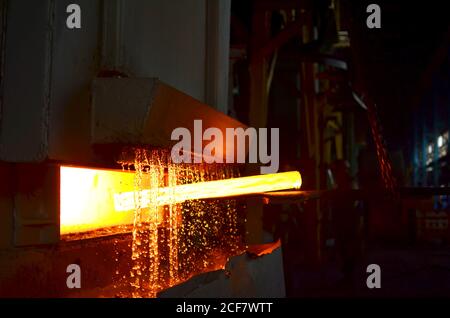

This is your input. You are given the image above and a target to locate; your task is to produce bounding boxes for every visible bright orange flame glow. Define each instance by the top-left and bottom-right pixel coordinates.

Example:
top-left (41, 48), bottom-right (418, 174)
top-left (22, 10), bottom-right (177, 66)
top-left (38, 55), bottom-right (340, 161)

top-left (60, 166), bottom-right (135, 235)
top-left (60, 166), bottom-right (302, 235)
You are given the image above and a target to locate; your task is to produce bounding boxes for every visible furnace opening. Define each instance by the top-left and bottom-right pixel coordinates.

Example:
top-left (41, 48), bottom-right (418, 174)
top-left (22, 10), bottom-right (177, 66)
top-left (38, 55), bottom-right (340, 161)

top-left (59, 148), bottom-right (301, 296)
top-left (60, 166), bottom-right (135, 238)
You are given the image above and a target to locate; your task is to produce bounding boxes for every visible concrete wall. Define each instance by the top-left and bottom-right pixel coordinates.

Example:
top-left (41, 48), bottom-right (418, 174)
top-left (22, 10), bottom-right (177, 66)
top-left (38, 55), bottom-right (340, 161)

top-left (0, 0), bottom-right (231, 164)
top-left (0, 0), bottom-right (53, 162)
top-left (48, 0), bottom-right (101, 163)
top-left (121, 0), bottom-right (207, 102)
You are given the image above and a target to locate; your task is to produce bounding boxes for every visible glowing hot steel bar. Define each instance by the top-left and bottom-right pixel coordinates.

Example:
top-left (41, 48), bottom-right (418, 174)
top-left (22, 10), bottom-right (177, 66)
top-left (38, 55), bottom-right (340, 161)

top-left (114, 171), bottom-right (302, 211)
top-left (60, 166), bottom-right (301, 235)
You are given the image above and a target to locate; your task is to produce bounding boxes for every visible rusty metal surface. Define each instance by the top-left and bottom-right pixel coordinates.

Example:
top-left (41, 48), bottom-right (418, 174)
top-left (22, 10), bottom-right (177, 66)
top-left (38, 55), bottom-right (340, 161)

top-left (13, 164), bottom-right (60, 246)
top-left (0, 162), bottom-right (13, 249)
top-left (0, 233), bottom-right (132, 297)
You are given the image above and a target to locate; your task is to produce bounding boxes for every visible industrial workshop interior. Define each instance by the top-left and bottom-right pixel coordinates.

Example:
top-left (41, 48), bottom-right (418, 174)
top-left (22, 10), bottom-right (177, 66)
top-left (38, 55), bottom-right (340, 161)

top-left (0, 0), bottom-right (449, 302)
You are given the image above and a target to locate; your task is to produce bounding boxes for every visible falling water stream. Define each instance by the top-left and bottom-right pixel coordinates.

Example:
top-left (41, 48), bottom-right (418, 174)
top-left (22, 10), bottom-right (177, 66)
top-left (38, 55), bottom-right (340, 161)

top-left (117, 148), bottom-right (243, 297)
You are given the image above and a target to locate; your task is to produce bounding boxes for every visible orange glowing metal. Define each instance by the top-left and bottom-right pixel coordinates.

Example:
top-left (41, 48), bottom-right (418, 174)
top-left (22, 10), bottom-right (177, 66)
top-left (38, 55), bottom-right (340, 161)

top-left (114, 171), bottom-right (302, 211)
top-left (60, 165), bottom-right (301, 235)
top-left (60, 166), bottom-right (135, 235)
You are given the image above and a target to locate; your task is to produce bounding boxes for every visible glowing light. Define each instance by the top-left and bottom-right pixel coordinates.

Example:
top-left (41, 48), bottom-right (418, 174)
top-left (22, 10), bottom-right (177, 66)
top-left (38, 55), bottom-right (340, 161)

top-left (438, 135), bottom-right (444, 148)
top-left (114, 171), bottom-right (302, 211)
top-left (60, 166), bottom-right (135, 235)
top-left (60, 164), bottom-right (301, 237)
